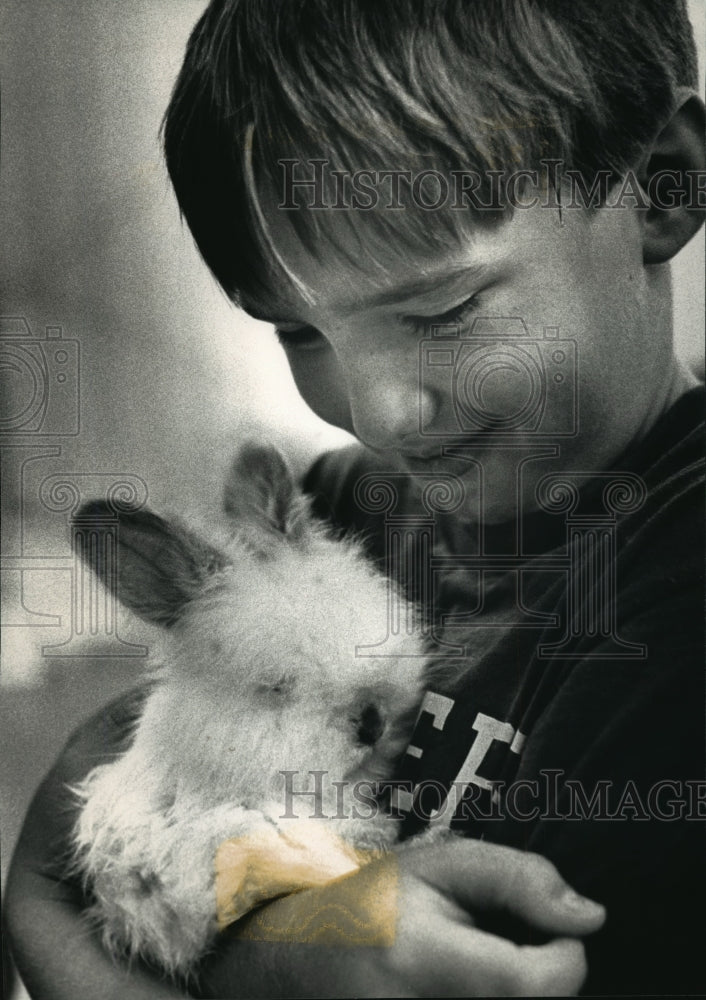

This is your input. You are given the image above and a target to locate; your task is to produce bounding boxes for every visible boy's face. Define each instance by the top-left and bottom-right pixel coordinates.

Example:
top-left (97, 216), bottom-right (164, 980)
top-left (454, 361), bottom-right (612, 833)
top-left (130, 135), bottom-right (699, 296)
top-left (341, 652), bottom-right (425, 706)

top-left (244, 187), bottom-right (677, 522)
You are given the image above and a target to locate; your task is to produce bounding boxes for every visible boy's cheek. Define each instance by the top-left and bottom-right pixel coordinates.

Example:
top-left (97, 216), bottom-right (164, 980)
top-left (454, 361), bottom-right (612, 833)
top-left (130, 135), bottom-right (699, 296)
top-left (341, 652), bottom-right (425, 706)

top-left (288, 348), bottom-right (355, 433)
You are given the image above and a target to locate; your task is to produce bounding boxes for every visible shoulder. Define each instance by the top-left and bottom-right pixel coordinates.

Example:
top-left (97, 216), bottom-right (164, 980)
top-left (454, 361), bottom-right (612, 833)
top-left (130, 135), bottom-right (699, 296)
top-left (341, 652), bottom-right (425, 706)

top-left (302, 443), bottom-right (376, 518)
top-left (302, 444), bottom-right (411, 562)
top-left (609, 385), bottom-right (704, 594)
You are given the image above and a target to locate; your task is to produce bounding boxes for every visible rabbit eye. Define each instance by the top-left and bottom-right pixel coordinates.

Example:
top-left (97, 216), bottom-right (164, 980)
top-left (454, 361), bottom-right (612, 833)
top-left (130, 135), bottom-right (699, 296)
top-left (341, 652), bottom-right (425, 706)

top-left (355, 703), bottom-right (385, 746)
top-left (255, 677), bottom-right (294, 698)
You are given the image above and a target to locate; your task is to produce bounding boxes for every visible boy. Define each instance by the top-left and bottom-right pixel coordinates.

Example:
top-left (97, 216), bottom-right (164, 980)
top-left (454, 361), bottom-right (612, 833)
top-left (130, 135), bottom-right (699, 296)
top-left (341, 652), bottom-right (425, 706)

top-left (6, 0), bottom-right (705, 996)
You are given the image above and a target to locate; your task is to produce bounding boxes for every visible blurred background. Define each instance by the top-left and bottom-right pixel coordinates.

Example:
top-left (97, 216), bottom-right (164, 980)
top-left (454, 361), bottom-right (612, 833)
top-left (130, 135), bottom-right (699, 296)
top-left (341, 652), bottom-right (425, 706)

top-left (1, 3), bottom-right (704, 997)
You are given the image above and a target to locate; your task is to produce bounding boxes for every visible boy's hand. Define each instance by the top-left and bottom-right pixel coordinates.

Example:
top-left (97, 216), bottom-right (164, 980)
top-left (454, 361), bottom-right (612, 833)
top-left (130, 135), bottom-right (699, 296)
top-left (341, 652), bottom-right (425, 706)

top-left (200, 838), bottom-right (604, 998)
top-left (5, 690), bottom-right (604, 999)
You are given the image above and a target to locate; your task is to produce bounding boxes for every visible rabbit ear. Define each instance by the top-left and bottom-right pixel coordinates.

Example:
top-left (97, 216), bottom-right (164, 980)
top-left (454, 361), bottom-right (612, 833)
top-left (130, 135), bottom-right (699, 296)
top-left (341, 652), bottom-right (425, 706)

top-left (74, 502), bottom-right (227, 626)
top-left (224, 443), bottom-right (310, 548)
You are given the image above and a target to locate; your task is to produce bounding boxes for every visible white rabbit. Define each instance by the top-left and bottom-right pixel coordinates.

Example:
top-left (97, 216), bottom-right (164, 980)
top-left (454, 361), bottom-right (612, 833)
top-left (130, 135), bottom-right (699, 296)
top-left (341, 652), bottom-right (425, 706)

top-left (70, 444), bottom-right (429, 979)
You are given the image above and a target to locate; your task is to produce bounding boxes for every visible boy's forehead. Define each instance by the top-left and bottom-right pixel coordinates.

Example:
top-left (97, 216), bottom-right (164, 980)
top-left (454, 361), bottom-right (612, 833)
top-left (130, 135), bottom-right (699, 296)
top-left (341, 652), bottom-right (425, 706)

top-left (244, 156), bottom-right (512, 315)
top-left (245, 179), bottom-right (503, 317)
top-left (242, 173), bottom-right (575, 320)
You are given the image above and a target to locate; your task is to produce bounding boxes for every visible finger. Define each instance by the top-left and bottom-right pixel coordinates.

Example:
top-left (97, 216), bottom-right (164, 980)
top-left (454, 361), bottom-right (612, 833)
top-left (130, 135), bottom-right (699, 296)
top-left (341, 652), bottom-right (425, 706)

top-left (396, 918), bottom-right (588, 998)
top-left (459, 931), bottom-right (589, 997)
top-left (408, 839), bottom-right (605, 937)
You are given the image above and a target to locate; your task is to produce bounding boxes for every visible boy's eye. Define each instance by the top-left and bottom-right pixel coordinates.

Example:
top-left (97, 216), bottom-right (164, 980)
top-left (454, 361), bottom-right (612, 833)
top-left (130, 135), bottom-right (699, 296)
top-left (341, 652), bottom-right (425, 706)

top-left (401, 292), bottom-right (482, 335)
top-left (274, 324), bottom-right (327, 352)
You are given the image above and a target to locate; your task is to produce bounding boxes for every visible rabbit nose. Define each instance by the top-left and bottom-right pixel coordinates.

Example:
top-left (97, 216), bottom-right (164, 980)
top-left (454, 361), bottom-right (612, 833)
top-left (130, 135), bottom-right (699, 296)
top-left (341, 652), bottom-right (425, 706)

top-left (356, 704), bottom-right (385, 746)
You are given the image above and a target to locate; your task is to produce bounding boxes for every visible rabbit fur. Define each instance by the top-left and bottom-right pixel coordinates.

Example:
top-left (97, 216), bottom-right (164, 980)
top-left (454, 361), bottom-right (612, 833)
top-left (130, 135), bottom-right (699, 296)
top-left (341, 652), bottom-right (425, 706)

top-left (69, 444), bottom-right (430, 978)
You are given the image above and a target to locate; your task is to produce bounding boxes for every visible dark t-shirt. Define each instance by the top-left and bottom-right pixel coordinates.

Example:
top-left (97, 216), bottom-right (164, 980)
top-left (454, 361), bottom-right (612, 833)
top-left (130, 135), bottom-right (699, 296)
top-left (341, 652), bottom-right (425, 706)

top-left (303, 386), bottom-right (705, 996)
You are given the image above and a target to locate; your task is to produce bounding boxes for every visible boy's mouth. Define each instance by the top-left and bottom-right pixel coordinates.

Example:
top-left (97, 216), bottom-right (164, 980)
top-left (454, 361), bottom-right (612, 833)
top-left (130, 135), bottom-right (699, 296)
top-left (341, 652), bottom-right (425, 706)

top-left (397, 432), bottom-right (489, 470)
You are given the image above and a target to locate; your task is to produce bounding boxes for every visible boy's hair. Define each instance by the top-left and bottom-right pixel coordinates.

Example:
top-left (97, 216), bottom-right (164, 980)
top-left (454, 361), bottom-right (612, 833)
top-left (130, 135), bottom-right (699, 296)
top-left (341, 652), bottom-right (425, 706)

top-left (162, 0), bottom-right (698, 304)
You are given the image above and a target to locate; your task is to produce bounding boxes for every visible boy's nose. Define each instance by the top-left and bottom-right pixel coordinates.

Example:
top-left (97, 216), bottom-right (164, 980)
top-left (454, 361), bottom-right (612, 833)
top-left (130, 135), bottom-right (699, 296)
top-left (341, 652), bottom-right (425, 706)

top-left (347, 372), bottom-right (439, 452)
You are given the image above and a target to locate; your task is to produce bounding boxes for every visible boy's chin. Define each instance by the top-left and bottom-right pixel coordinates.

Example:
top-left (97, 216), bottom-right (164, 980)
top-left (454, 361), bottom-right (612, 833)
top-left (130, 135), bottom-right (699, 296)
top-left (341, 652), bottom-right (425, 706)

top-left (400, 451), bottom-right (580, 527)
top-left (400, 451), bottom-right (519, 525)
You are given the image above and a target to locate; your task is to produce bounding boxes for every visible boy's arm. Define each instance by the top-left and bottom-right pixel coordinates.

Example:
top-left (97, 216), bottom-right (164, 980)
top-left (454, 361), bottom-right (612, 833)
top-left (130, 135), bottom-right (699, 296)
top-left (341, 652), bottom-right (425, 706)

top-left (5, 690), bottom-right (605, 1000)
top-left (4, 688), bottom-right (191, 1000)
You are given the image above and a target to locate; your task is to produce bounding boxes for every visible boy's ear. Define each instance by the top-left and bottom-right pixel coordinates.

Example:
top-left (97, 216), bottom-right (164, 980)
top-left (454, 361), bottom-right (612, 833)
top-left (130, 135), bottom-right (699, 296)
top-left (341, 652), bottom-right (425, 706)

top-left (74, 502), bottom-right (227, 627)
top-left (224, 443), bottom-right (310, 548)
top-left (639, 92), bottom-right (706, 265)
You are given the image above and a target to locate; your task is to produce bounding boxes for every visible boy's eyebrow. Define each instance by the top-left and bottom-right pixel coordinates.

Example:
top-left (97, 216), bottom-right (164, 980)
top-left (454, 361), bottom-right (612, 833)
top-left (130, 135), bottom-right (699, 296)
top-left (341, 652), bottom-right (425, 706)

top-left (350, 263), bottom-right (486, 314)
top-left (241, 262), bottom-right (486, 325)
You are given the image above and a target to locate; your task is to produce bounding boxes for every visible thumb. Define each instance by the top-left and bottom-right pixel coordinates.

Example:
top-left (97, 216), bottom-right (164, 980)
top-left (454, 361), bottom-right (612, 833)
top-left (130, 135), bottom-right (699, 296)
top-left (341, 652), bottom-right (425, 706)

top-left (409, 838), bottom-right (606, 937)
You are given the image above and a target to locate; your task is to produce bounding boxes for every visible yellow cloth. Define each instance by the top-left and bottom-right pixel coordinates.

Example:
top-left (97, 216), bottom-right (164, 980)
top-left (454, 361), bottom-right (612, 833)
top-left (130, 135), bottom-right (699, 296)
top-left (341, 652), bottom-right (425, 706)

top-left (215, 821), bottom-right (362, 929)
top-left (214, 822), bottom-right (397, 946)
